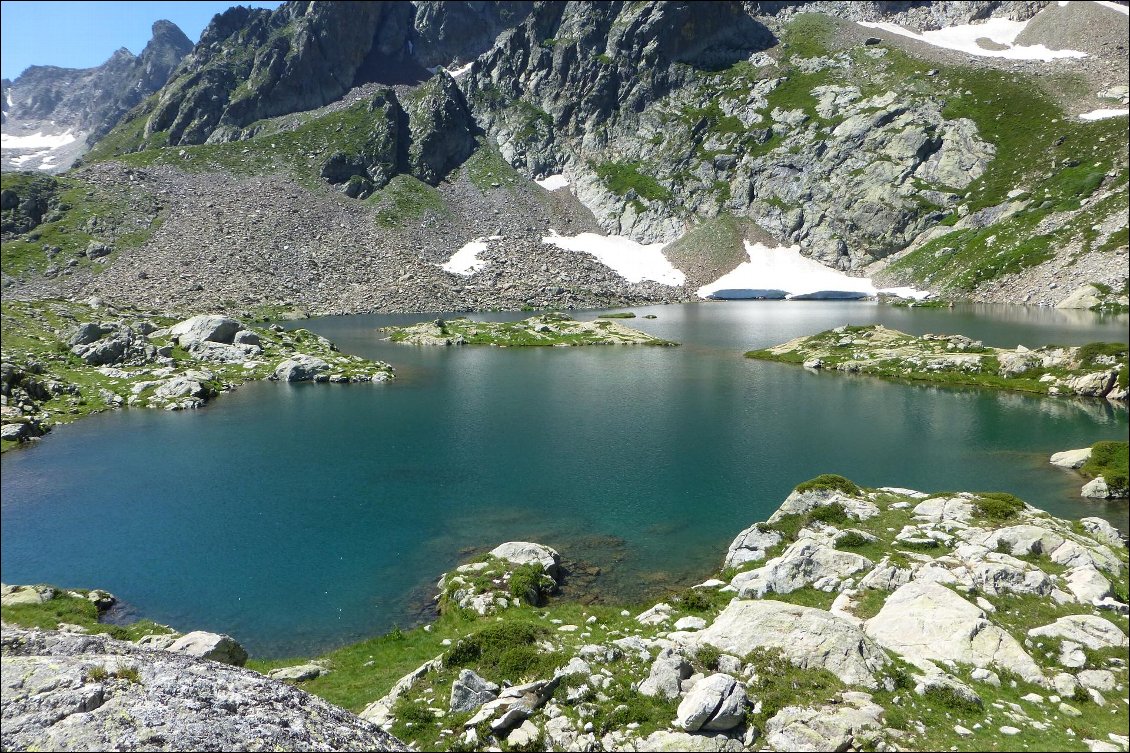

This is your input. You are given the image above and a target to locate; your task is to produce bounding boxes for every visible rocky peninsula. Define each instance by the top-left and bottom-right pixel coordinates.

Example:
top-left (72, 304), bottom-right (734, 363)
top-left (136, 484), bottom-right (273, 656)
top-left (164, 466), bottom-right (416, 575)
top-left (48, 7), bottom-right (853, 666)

top-left (1, 299), bottom-right (393, 450)
top-left (4, 474), bottom-right (1127, 752)
top-left (1051, 442), bottom-right (1130, 500)
top-left (748, 325), bottom-right (1129, 401)
top-left (381, 312), bottom-right (677, 347)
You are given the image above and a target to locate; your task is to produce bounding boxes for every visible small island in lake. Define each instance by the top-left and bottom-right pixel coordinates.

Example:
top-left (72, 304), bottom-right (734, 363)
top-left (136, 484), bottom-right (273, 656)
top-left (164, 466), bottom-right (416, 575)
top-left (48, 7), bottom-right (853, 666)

top-left (747, 325), bottom-right (1128, 400)
top-left (381, 313), bottom-right (678, 347)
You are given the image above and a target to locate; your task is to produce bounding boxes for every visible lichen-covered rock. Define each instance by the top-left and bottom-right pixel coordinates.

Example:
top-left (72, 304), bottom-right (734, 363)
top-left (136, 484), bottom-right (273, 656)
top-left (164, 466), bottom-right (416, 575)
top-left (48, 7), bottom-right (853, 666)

top-left (449, 668), bottom-right (500, 713)
top-left (675, 673), bottom-right (746, 732)
top-left (166, 630), bottom-right (248, 666)
top-left (864, 581), bottom-right (1043, 684)
top-left (731, 540), bottom-right (873, 598)
top-left (693, 599), bottom-right (888, 689)
top-left (489, 541), bottom-right (562, 581)
top-left (0, 627), bottom-right (406, 751)
top-left (638, 647), bottom-right (691, 699)
top-left (167, 314), bottom-right (242, 348)
top-left (724, 524), bottom-right (783, 569)
top-left (1028, 615), bottom-right (1129, 650)
top-left (764, 694), bottom-right (885, 752)
top-left (273, 355), bottom-right (331, 382)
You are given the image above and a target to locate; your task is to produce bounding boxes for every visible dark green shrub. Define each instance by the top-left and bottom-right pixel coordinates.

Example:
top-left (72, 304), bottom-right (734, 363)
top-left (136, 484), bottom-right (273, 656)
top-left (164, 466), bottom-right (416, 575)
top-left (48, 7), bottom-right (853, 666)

top-left (795, 474), bottom-right (861, 496)
top-left (973, 492), bottom-right (1026, 520)
top-left (445, 622), bottom-right (559, 682)
top-left (835, 531), bottom-right (871, 548)
top-left (673, 588), bottom-right (714, 612)
top-left (808, 502), bottom-right (850, 525)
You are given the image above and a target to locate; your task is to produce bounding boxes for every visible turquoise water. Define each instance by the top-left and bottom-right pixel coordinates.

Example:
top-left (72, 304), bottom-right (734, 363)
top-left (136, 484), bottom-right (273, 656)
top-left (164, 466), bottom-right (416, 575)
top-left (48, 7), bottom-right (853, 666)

top-left (2, 301), bottom-right (1127, 658)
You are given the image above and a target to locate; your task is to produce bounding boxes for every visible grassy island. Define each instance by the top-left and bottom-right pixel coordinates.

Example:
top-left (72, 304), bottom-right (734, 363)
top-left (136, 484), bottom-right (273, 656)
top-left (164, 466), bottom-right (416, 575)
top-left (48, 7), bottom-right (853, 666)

top-left (381, 312), bottom-right (677, 347)
top-left (747, 324), bottom-right (1128, 400)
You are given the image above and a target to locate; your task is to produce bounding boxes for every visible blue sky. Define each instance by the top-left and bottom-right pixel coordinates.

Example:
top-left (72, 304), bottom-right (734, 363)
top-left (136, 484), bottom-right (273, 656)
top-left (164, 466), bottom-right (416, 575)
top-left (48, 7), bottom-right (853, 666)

top-left (1, 1), bottom-right (282, 80)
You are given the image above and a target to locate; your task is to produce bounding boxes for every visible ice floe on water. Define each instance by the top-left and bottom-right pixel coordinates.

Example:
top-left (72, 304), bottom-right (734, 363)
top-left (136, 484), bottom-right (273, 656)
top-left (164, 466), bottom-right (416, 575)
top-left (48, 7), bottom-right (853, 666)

top-left (441, 236), bottom-right (500, 276)
top-left (696, 242), bottom-right (929, 301)
top-left (0, 130), bottom-right (77, 149)
top-left (857, 16), bottom-right (1087, 61)
top-left (535, 174), bottom-right (571, 191)
top-left (542, 230), bottom-right (686, 285)
top-left (1079, 108), bottom-right (1130, 121)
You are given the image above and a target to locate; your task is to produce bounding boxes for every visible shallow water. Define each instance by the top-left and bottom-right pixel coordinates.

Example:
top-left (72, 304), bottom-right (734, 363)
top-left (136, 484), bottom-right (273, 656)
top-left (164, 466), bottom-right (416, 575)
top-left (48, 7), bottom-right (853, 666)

top-left (2, 301), bottom-right (1127, 657)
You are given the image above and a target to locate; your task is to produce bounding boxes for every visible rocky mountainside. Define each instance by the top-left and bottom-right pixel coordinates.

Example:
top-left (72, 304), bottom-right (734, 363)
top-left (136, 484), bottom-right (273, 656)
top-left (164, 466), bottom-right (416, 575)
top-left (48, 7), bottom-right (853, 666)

top-left (1, 21), bottom-right (193, 173)
top-left (1, 1), bottom-right (1127, 314)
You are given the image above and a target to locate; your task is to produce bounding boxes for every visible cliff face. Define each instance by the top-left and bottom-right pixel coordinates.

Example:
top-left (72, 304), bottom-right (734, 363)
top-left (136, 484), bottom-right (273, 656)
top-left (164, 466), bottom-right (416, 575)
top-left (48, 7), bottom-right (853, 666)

top-left (0, 21), bottom-right (192, 173)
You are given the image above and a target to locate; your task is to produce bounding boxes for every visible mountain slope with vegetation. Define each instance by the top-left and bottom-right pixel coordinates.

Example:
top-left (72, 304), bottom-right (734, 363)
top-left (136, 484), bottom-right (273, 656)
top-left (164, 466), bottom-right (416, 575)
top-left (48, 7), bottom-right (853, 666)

top-left (1, 1), bottom-right (1125, 314)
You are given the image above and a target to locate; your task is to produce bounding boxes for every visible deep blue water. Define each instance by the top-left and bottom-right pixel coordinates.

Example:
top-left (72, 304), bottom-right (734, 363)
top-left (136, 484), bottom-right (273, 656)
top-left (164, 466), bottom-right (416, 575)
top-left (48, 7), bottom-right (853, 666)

top-left (2, 301), bottom-right (1127, 657)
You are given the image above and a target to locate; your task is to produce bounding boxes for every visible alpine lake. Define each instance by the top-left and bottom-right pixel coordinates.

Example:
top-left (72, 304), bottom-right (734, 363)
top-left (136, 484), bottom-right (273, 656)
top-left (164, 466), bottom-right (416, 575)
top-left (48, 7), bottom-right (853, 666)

top-left (2, 301), bottom-right (1127, 659)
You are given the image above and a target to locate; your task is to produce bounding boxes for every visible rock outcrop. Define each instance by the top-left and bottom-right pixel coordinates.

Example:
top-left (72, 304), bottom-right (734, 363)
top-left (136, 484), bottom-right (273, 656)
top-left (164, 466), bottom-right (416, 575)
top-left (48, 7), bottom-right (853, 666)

top-left (0, 627), bottom-right (407, 751)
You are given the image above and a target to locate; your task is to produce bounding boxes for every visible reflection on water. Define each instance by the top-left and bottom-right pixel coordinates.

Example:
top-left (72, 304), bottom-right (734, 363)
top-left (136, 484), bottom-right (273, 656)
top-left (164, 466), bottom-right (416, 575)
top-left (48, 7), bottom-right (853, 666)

top-left (2, 301), bottom-right (1126, 658)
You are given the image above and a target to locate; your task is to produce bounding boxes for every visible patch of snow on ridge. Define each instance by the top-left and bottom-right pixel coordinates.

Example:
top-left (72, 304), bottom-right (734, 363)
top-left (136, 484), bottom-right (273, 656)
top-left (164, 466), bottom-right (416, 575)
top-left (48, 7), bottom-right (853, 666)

top-left (0, 130), bottom-right (77, 149)
top-left (535, 175), bottom-right (570, 190)
top-left (447, 62), bottom-right (474, 78)
top-left (1095, 1), bottom-right (1129, 16)
top-left (441, 236), bottom-right (499, 276)
top-left (696, 242), bottom-right (930, 300)
top-left (1079, 108), bottom-right (1130, 121)
top-left (857, 15), bottom-right (1087, 61)
top-left (542, 231), bottom-right (686, 286)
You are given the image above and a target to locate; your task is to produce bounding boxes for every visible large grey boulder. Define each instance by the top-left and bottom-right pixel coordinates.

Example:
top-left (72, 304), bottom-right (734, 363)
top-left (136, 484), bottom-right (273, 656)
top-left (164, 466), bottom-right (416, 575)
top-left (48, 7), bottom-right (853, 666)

top-left (675, 673), bottom-right (746, 732)
top-left (489, 541), bottom-right (562, 581)
top-left (449, 668), bottom-right (500, 713)
top-left (864, 581), bottom-right (1043, 684)
top-left (768, 488), bottom-right (879, 523)
top-left (167, 315), bottom-right (242, 348)
top-left (731, 540), bottom-right (872, 598)
top-left (267, 663), bottom-right (327, 682)
top-left (1050, 448), bottom-right (1092, 469)
top-left (1028, 615), bottom-right (1129, 650)
top-left (764, 695), bottom-right (885, 752)
top-left (723, 524), bottom-right (782, 569)
top-left (273, 355), bottom-right (331, 382)
top-left (1080, 518), bottom-right (1124, 549)
top-left (638, 647), bottom-right (692, 699)
top-left (166, 630), bottom-right (248, 666)
top-left (637, 730), bottom-right (745, 751)
top-left (693, 600), bottom-right (887, 689)
top-left (0, 628), bottom-right (406, 751)
top-left (1081, 476), bottom-right (1112, 499)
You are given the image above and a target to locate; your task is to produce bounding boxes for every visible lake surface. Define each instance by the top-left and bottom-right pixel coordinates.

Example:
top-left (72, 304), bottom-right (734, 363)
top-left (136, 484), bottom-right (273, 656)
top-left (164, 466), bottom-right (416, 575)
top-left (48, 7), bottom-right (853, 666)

top-left (2, 301), bottom-right (1127, 658)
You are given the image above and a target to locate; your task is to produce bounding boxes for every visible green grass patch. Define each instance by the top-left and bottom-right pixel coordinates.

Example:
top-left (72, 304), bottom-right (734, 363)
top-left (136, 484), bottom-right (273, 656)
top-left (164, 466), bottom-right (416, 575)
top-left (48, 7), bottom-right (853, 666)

top-left (795, 474), bottom-right (861, 497)
top-left (1081, 440), bottom-right (1129, 493)
top-left (972, 492), bottom-right (1027, 521)
top-left (592, 161), bottom-right (670, 201)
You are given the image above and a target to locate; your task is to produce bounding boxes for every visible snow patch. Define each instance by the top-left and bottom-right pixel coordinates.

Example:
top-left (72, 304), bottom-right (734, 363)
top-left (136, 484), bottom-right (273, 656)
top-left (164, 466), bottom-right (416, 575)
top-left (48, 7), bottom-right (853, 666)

top-left (857, 14), bottom-right (1087, 61)
top-left (441, 236), bottom-right (500, 276)
top-left (0, 130), bottom-right (77, 149)
top-left (535, 174), bottom-right (571, 191)
top-left (1079, 108), bottom-right (1130, 121)
top-left (697, 242), bottom-right (930, 300)
top-left (9, 150), bottom-right (48, 166)
top-left (542, 231), bottom-right (686, 286)
top-left (448, 62), bottom-right (474, 78)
